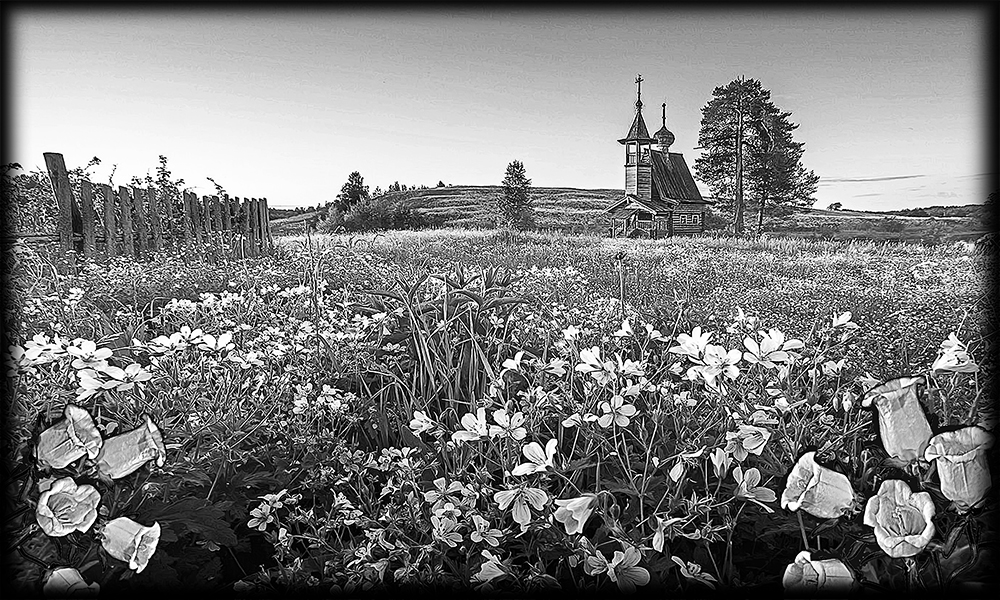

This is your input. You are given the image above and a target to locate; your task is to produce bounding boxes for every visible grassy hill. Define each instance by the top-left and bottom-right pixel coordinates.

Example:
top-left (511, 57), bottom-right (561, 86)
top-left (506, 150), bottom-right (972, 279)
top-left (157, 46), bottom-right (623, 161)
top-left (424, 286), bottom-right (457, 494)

top-left (268, 185), bottom-right (988, 242)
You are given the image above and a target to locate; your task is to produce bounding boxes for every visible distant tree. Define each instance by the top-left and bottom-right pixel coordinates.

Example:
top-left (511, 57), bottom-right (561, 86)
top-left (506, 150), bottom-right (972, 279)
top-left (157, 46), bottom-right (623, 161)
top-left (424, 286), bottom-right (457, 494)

top-left (373, 186), bottom-right (383, 197)
top-left (498, 160), bottom-right (534, 230)
top-left (437, 180), bottom-right (445, 187)
top-left (827, 202), bottom-right (842, 211)
top-left (335, 171), bottom-right (369, 212)
top-left (695, 76), bottom-right (819, 235)
top-left (389, 181), bottom-right (401, 192)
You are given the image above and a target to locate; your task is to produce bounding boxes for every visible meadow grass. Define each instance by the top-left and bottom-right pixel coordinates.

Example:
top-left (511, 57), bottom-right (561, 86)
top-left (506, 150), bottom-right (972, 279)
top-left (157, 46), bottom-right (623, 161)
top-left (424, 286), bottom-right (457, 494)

top-left (3, 229), bottom-right (994, 595)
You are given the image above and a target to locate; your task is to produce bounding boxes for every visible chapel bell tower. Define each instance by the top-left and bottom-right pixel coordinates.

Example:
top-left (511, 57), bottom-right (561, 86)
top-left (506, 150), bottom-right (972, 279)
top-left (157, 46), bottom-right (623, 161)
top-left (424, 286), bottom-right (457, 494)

top-left (618, 74), bottom-right (655, 201)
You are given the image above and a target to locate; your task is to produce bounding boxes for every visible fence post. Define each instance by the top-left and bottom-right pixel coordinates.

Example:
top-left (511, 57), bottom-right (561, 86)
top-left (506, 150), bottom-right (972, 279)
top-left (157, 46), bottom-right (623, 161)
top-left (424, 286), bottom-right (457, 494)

top-left (262, 197), bottom-right (272, 250)
top-left (42, 153), bottom-right (76, 254)
top-left (191, 192), bottom-right (204, 250)
top-left (131, 185), bottom-right (149, 256)
top-left (162, 188), bottom-right (174, 250)
top-left (221, 194), bottom-right (232, 251)
top-left (79, 180), bottom-right (97, 259)
top-left (201, 195), bottom-right (213, 258)
top-left (147, 187), bottom-right (162, 253)
top-left (118, 186), bottom-right (135, 257)
top-left (182, 191), bottom-right (194, 250)
top-left (100, 184), bottom-right (117, 258)
top-left (211, 195), bottom-right (223, 234)
top-left (236, 197), bottom-right (246, 258)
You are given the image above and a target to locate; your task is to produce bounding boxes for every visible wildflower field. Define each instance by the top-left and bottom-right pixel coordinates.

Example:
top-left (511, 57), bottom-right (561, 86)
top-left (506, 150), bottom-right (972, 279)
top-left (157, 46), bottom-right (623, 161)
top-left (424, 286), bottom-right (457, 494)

top-left (3, 229), bottom-right (997, 596)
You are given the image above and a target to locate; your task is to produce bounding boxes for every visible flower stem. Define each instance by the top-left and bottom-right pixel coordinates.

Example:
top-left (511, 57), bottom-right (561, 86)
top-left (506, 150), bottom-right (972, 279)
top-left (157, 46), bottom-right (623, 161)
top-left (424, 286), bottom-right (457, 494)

top-left (796, 511), bottom-right (810, 550)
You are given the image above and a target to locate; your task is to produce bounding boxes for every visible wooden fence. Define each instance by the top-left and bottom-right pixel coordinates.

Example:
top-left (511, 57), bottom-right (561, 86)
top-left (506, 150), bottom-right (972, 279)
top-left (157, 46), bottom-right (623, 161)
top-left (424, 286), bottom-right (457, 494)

top-left (4, 152), bottom-right (273, 261)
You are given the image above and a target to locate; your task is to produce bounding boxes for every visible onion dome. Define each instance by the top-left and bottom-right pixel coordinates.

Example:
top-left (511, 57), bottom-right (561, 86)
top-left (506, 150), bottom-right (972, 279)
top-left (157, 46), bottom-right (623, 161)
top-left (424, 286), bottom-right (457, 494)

top-left (654, 102), bottom-right (674, 150)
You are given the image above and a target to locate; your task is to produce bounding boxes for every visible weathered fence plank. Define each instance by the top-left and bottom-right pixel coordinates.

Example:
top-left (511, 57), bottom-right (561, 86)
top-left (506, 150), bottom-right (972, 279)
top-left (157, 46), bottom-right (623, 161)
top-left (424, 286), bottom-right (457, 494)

top-left (42, 153), bottom-right (77, 253)
top-left (147, 187), bottom-right (162, 252)
top-left (79, 180), bottom-right (96, 258)
top-left (191, 192), bottom-right (204, 248)
top-left (182, 190), bottom-right (194, 248)
top-left (162, 188), bottom-right (174, 249)
top-left (211, 195), bottom-right (223, 233)
top-left (100, 184), bottom-right (117, 258)
top-left (118, 186), bottom-right (135, 257)
top-left (131, 185), bottom-right (149, 255)
top-left (221, 195), bottom-right (232, 238)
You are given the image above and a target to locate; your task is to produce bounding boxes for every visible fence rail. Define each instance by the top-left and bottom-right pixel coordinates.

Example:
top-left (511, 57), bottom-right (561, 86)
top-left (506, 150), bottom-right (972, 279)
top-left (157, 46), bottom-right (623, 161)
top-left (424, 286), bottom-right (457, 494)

top-left (2, 152), bottom-right (272, 261)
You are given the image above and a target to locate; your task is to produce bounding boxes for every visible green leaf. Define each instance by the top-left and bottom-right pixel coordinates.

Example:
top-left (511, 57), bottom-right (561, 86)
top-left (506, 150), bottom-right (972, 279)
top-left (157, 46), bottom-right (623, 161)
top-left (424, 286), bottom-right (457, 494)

top-left (141, 498), bottom-right (238, 547)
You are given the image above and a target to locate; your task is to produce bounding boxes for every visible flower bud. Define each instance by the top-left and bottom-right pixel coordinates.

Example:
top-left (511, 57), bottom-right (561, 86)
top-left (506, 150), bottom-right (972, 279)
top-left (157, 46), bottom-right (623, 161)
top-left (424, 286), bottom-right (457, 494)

top-left (925, 426), bottom-right (994, 511)
top-left (36, 405), bottom-right (103, 470)
top-left (101, 517), bottom-right (161, 573)
top-left (35, 477), bottom-right (101, 537)
top-left (95, 415), bottom-right (165, 479)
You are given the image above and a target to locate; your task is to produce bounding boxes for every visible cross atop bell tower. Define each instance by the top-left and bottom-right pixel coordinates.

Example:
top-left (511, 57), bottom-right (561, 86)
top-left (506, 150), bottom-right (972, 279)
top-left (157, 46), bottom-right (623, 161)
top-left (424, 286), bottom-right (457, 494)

top-left (619, 75), bottom-right (655, 200)
top-left (635, 74), bottom-right (643, 112)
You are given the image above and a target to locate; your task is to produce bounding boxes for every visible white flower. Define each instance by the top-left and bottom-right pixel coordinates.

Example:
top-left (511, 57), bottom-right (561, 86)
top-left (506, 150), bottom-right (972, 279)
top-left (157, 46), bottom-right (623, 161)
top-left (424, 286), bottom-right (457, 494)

top-left (101, 517), bottom-right (161, 573)
top-left (552, 494), bottom-right (598, 535)
top-left (489, 409), bottom-right (527, 441)
top-left (43, 567), bottom-right (100, 597)
top-left (608, 546), bottom-right (651, 593)
top-left (409, 410), bottom-right (436, 435)
top-left (36, 404), bottom-right (103, 470)
top-left (782, 551), bottom-right (854, 594)
top-left (501, 351), bottom-right (526, 372)
top-left (562, 325), bottom-right (581, 341)
top-left (512, 439), bottom-right (558, 476)
top-left (931, 332), bottom-right (979, 374)
top-left (575, 346), bottom-right (617, 385)
top-left (598, 395), bottom-right (637, 428)
top-left (493, 486), bottom-right (548, 526)
top-left (451, 408), bottom-right (492, 444)
top-left (669, 326), bottom-right (712, 359)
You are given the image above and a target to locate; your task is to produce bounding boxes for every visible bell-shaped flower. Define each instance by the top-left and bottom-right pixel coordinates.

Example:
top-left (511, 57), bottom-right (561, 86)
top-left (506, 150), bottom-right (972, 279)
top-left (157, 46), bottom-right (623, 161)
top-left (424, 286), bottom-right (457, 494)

top-left (100, 517), bottom-right (161, 573)
top-left (782, 551), bottom-right (855, 594)
top-left (862, 376), bottom-right (932, 463)
top-left (931, 333), bottom-right (979, 374)
top-left (42, 567), bottom-right (100, 597)
top-left (94, 415), bottom-right (166, 479)
top-left (512, 439), bottom-right (558, 476)
top-left (36, 404), bottom-right (103, 470)
top-left (924, 426), bottom-right (994, 511)
top-left (35, 477), bottom-right (101, 537)
top-left (862, 480), bottom-right (935, 558)
top-left (780, 451), bottom-right (855, 519)
top-left (553, 493), bottom-right (598, 535)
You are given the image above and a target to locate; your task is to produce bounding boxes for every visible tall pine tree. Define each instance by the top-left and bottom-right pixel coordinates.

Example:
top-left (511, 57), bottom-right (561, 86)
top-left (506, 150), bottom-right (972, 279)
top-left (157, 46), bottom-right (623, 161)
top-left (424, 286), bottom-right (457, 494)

top-left (498, 160), bottom-right (533, 230)
top-left (694, 77), bottom-right (819, 234)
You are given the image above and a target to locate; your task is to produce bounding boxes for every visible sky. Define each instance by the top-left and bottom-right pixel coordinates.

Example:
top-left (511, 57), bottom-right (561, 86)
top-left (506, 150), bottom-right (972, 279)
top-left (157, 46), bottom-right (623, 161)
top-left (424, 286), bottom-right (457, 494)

top-left (5, 6), bottom-right (994, 211)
